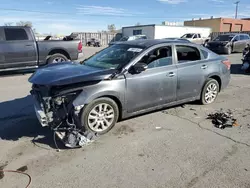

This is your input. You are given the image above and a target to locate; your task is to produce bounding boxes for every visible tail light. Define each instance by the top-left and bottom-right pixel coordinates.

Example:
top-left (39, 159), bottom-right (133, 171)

top-left (221, 59), bottom-right (231, 70)
top-left (78, 41), bottom-right (82, 53)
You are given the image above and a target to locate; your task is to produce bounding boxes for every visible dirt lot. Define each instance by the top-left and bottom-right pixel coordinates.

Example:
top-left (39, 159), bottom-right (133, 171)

top-left (0, 48), bottom-right (250, 188)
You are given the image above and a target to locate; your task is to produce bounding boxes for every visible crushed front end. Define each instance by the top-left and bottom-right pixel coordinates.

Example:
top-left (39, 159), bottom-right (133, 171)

top-left (30, 84), bottom-right (97, 148)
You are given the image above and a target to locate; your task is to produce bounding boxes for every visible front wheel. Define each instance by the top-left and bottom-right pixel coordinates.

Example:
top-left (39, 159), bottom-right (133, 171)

top-left (80, 98), bottom-right (119, 135)
top-left (200, 79), bottom-right (219, 105)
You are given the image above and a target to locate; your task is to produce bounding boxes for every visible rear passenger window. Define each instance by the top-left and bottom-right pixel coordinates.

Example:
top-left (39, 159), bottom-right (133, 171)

top-left (240, 35), bottom-right (245, 40)
top-left (176, 45), bottom-right (201, 63)
top-left (4, 28), bottom-right (28, 41)
top-left (244, 35), bottom-right (250, 39)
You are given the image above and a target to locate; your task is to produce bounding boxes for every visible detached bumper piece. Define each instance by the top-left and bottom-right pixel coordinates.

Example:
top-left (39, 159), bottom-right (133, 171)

top-left (55, 130), bottom-right (98, 148)
top-left (30, 87), bottom-right (98, 148)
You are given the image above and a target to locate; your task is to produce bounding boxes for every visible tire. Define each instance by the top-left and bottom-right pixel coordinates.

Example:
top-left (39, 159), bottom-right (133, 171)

top-left (226, 46), bottom-right (232, 55)
top-left (200, 78), bottom-right (219, 105)
top-left (80, 97), bottom-right (119, 135)
top-left (47, 53), bottom-right (67, 64)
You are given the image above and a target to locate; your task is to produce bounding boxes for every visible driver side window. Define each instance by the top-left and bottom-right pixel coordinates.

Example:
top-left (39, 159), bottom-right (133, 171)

top-left (140, 46), bottom-right (172, 69)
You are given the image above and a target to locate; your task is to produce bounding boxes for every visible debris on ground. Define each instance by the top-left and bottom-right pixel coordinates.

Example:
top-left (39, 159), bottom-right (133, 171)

top-left (16, 165), bottom-right (28, 172)
top-left (207, 109), bottom-right (238, 129)
top-left (155, 126), bottom-right (162, 130)
top-left (190, 108), bottom-right (196, 111)
top-left (181, 104), bottom-right (186, 108)
top-left (55, 130), bottom-right (98, 149)
top-left (0, 162), bottom-right (8, 180)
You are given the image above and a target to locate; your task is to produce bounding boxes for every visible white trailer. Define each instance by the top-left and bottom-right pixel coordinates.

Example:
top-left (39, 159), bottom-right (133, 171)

top-left (122, 24), bottom-right (211, 39)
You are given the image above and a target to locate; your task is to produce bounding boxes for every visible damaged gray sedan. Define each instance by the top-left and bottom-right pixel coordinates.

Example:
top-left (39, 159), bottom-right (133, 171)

top-left (29, 39), bottom-right (231, 147)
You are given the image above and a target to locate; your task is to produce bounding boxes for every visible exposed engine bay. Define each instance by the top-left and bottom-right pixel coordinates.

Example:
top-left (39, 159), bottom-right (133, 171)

top-left (30, 84), bottom-right (98, 148)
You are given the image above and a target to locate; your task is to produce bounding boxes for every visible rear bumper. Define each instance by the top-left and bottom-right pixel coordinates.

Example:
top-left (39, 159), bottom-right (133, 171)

top-left (220, 72), bottom-right (231, 91)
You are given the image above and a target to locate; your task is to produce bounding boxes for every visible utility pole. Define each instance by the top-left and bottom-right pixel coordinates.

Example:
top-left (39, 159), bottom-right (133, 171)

top-left (234, 1), bottom-right (240, 19)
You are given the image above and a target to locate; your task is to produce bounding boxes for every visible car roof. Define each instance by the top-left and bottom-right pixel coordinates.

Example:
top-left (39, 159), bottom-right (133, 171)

top-left (115, 39), bottom-right (192, 48)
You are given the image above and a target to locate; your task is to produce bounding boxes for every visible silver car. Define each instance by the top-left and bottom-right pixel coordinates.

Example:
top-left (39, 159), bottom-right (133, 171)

top-left (29, 39), bottom-right (231, 136)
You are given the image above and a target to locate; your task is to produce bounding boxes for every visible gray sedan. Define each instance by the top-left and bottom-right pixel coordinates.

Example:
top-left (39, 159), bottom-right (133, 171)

top-left (30, 39), bottom-right (231, 135)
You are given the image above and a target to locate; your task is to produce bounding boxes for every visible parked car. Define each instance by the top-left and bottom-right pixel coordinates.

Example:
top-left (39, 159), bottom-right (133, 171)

top-left (181, 33), bottom-right (210, 45)
top-left (86, 38), bottom-right (101, 47)
top-left (206, 33), bottom-right (250, 54)
top-left (0, 26), bottom-right (82, 72)
top-left (164, 38), bottom-right (191, 42)
top-left (109, 35), bottom-right (147, 46)
top-left (29, 39), bottom-right (231, 139)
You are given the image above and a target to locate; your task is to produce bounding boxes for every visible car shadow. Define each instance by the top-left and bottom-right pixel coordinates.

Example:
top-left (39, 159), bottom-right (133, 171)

top-left (0, 95), bottom-right (62, 149)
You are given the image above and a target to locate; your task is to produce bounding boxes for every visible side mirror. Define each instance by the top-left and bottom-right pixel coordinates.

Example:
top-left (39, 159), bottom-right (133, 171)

top-left (233, 38), bottom-right (238, 42)
top-left (130, 62), bottom-right (148, 74)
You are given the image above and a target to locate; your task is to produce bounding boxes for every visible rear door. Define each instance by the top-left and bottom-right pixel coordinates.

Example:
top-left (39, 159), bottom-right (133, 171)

top-left (3, 27), bottom-right (37, 69)
top-left (232, 35), bottom-right (241, 52)
top-left (175, 44), bottom-right (207, 100)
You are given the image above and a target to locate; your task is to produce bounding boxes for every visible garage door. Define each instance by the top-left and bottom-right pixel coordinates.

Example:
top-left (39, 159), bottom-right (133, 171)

top-left (222, 23), bottom-right (232, 32)
top-left (234, 24), bottom-right (242, 32)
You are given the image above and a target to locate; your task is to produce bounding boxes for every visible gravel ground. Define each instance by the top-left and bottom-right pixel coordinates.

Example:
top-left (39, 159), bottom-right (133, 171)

top-left (0, 48), bottom-right (250, 188)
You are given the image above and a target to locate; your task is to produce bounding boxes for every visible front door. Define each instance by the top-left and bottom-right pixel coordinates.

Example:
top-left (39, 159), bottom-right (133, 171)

top-left (175, 45), bottom-right (207, 100)
top-left (3, 28), bottom-right (37, 69)
top-left (125, 45), bottom-right (177, 113)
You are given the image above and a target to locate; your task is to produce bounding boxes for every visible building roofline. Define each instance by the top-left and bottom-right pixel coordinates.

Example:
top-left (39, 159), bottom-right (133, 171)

top-left (122, 24), bottom-right (211, 29)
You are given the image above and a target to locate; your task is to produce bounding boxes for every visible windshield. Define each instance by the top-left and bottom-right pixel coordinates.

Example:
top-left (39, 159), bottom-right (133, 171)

top-left (181, 34), bottom-right (194, 38)
top-left (119, 36), bottom-right (129, 41)
top-left (83, 44), bottom-right (144, 69)
top-left (214, 35), bottom-right (234, 41)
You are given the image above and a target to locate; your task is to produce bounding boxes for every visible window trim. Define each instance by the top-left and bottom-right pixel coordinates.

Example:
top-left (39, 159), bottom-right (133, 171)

top-left (4, 28), bottom-right (29, 41)
top-left (174, 44), bottom-right (202, 64)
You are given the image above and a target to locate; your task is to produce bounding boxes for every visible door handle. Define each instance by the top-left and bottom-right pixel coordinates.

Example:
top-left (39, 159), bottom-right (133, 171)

top-left (201, 65), bottom-right (208, 69)
top-left (168, 72), bottom-right (175, 77)
top-left (25, 44), bottom-right (32, 47)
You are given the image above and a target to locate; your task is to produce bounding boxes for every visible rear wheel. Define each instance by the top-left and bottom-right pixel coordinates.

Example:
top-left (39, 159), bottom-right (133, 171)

top-left (47, 53), bottom-right (67, 64)
top-left (200, 79), bottom-right (219, 105)
top-left (80, 98), bottom-right (119, 135)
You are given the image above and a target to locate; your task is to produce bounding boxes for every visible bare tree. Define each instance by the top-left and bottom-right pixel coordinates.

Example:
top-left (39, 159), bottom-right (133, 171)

top-left (108, 24), bottom-right (116, 33)
top-left (4, 22), bottom-right (13, 26)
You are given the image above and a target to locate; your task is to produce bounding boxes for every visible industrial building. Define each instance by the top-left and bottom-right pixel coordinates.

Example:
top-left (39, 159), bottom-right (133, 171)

top-left (184, 17), bottom-right (250, 32)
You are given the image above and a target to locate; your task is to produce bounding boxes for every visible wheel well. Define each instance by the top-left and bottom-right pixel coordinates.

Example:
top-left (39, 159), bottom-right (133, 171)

top-left (99, 95), bottom-right (123, 120)
top-left (209, 75), bottom-right (221, 91)
top-left (48, 49), bottom-right (71, 60)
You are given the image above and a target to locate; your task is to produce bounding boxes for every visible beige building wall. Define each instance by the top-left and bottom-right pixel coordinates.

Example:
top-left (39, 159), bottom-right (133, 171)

top-left (184, 18), bottom-right (221, 32)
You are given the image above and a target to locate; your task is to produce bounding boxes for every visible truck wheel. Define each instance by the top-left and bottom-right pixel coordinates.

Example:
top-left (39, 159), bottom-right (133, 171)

top-left (80, 97), bottom-right (119, 135)
top-left (47, 53), bottom-right (67, 64)
top-left (200, 78), bottom-right (219, 105)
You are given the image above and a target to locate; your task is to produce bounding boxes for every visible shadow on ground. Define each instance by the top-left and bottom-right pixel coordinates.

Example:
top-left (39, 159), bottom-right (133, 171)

top-left (0, 95), bottom-right (61, 148)
top-left (0, 69), bottom-right (36, 77)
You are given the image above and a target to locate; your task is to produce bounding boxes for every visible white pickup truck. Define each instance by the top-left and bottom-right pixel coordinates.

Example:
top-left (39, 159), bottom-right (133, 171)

top-left (181, 33), bottom-right (210, 46)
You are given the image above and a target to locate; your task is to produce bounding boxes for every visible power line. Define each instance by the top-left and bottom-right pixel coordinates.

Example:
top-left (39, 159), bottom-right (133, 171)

top-left (0, 8), bottom-right (188, 19)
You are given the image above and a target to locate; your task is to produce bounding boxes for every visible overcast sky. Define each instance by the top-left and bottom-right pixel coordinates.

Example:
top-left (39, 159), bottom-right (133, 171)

top-left (0, 0), bottom-right (250, 35)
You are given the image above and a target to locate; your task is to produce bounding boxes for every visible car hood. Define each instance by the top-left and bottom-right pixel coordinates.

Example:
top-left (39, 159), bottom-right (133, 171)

top-left (28, 62), bottom-right (117, 86)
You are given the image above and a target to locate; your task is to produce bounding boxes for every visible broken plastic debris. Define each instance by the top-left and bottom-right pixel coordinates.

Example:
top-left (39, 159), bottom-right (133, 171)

top-left (155, 127), bottom-right (162, 130)
top-left (207, 109), bottom-right (237, 129)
